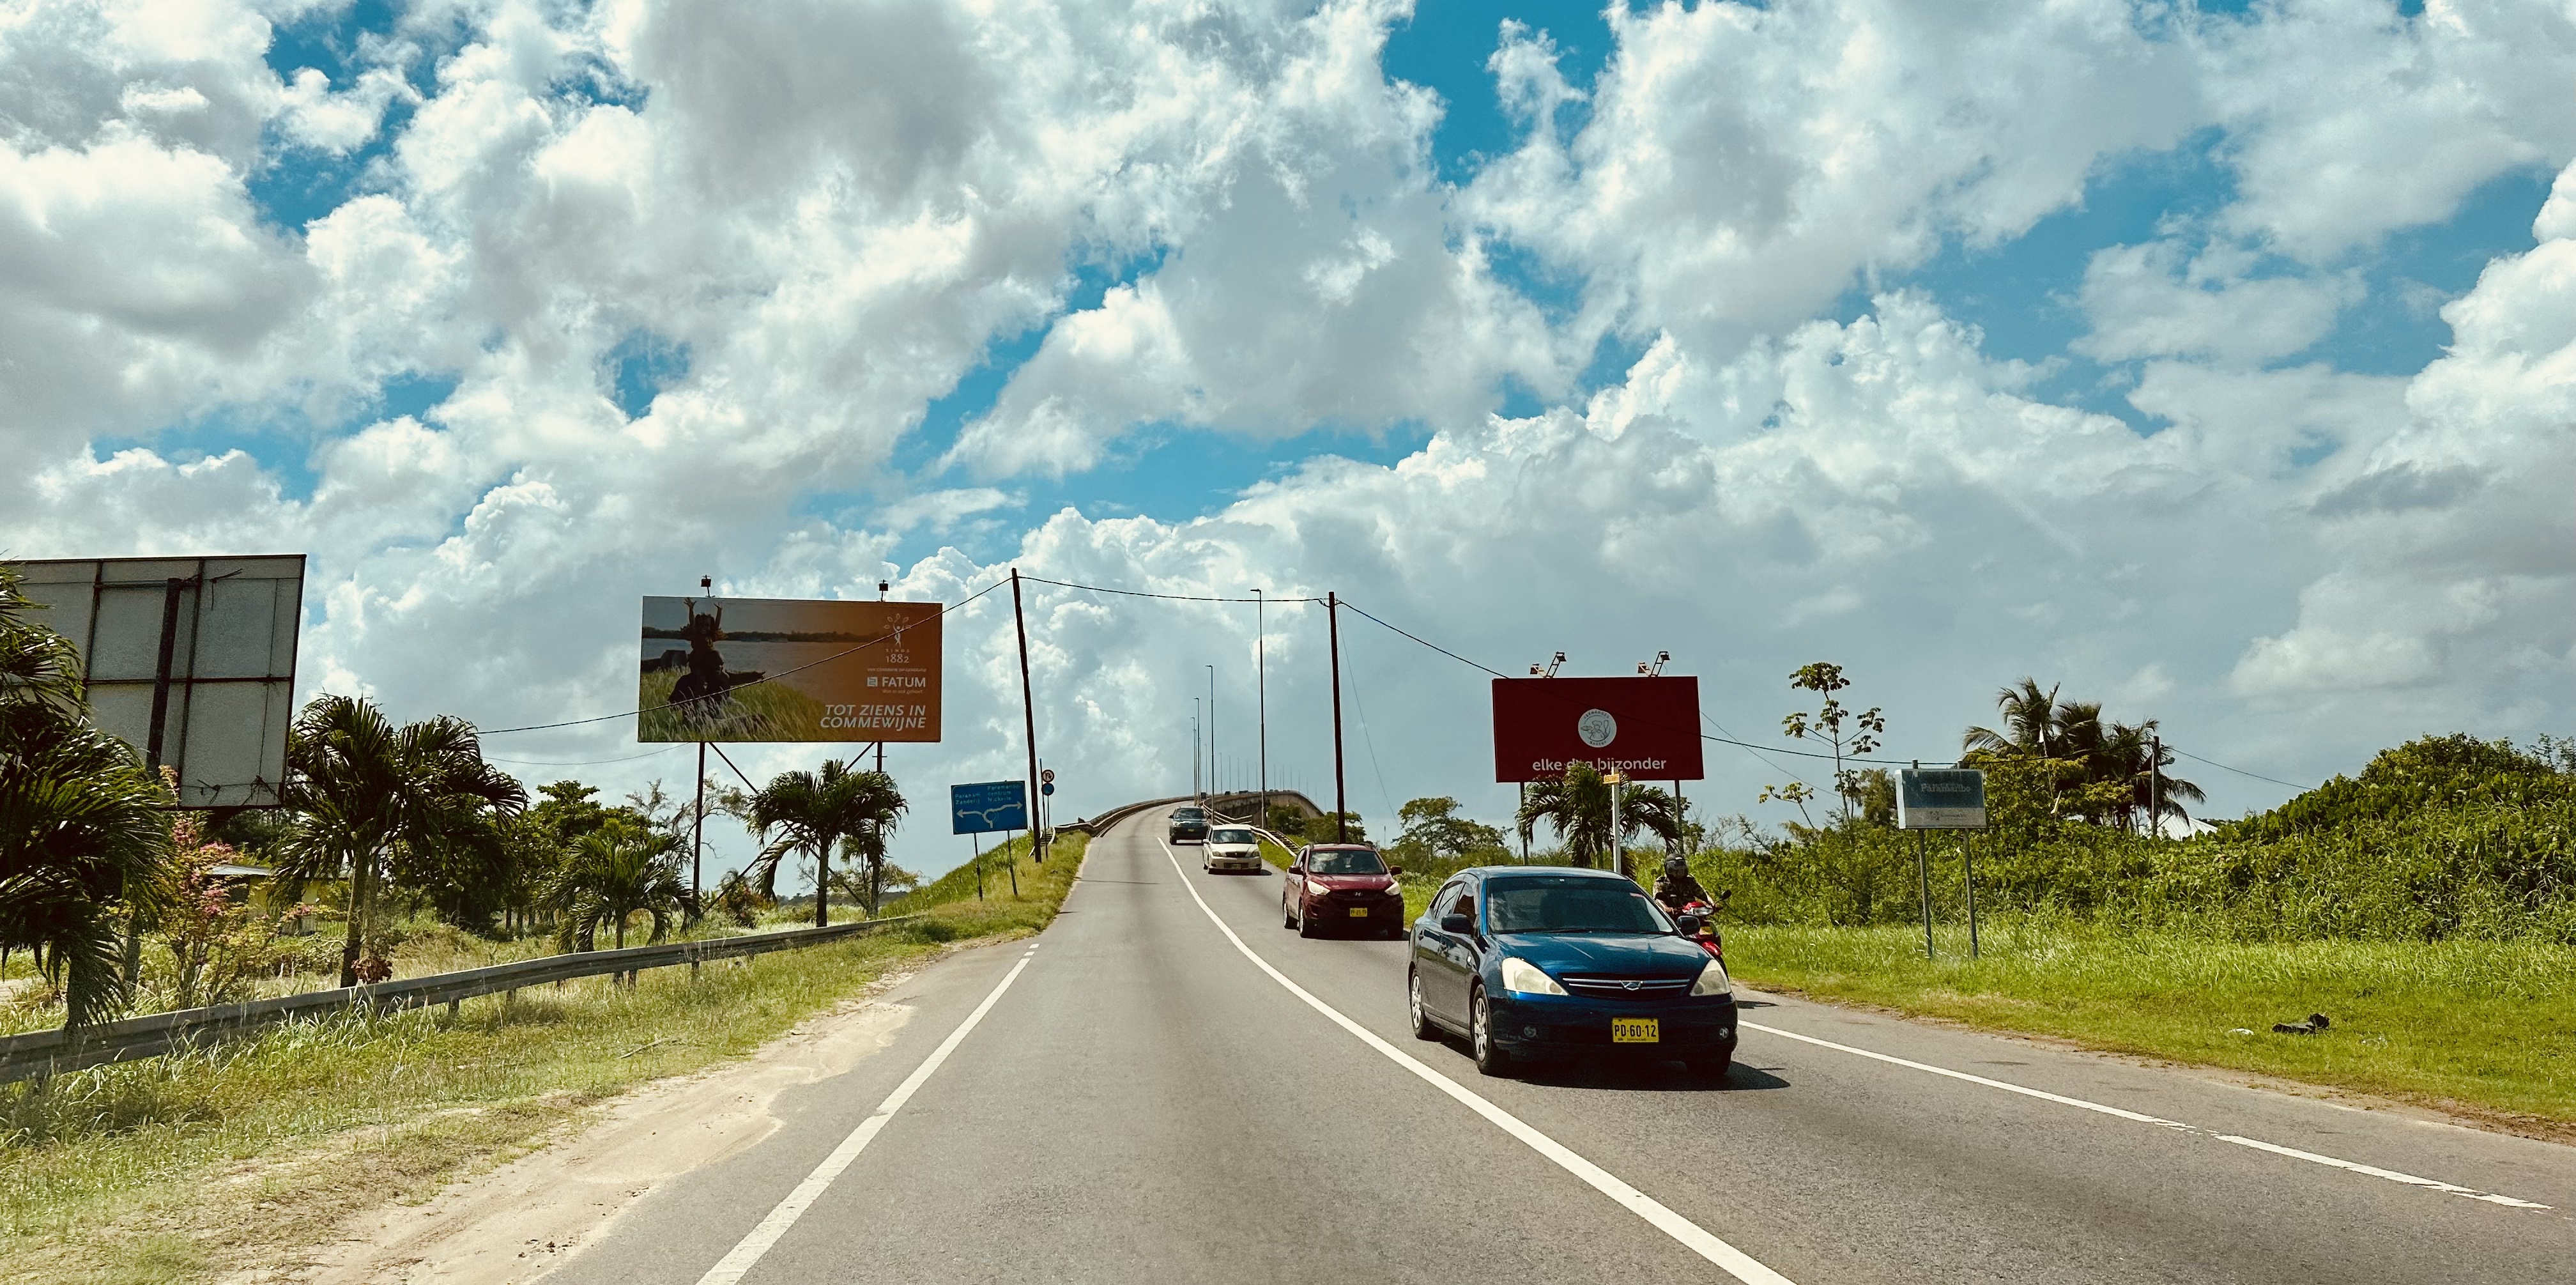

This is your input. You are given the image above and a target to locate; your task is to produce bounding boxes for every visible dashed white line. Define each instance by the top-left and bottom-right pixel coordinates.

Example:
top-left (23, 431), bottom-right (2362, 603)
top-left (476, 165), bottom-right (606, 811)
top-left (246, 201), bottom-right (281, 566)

top-left (1158, 838), bottom-right (1797, 1285)
top-left (1741, 1020), bottom-right (2549, 1211)
top-left (694, 943), bottom-right (1042, 1285)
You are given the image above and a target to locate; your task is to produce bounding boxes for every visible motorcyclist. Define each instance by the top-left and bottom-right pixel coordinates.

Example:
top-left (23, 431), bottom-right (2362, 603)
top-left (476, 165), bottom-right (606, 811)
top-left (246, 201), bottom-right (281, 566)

top-left (1653, 855), bottom-right (1708, 916)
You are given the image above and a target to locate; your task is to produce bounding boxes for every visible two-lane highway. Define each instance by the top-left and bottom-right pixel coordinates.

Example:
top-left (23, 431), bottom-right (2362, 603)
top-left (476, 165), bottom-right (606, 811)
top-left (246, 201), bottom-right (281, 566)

top-left (553, 808), bottom-right (2576, 1284)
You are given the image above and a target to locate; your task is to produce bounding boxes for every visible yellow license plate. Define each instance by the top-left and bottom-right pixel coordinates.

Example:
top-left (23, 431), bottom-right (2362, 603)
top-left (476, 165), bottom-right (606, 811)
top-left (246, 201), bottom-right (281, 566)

top-left (1348, 907), bottom-right (1368, 917)
top-left (1611, 1017), bottom-right (1659, 1044)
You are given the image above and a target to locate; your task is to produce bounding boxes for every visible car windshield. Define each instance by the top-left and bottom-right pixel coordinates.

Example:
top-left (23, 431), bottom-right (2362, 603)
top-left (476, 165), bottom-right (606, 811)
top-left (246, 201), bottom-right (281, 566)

top-left (1173, 809), bottom-right (1204, 820)
top-left (1485, 878), bottom-right (1671, 935)
top-left (1308, 850), bottom-right (1385, 875)
top-left (1209, 828), bottom-right (1255, 844)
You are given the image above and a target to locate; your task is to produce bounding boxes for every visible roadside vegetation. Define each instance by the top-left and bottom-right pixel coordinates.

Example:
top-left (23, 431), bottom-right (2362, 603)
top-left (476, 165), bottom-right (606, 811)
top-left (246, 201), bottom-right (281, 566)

top-left (1, 571), bottom-right (1090, 1282)
top-left (1376, 659), bottom-right (2576, 1130)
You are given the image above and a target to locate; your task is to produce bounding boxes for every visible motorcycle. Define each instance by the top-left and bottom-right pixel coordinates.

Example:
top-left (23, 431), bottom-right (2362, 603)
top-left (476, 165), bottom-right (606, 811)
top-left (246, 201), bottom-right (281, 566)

top-left (1673, 898), bottom-right (1724, 962)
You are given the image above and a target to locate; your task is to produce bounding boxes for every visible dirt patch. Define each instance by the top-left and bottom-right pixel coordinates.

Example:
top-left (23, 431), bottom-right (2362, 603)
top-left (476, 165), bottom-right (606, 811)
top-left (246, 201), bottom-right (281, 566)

top-left (254, 972), bottom-right (922, 1284)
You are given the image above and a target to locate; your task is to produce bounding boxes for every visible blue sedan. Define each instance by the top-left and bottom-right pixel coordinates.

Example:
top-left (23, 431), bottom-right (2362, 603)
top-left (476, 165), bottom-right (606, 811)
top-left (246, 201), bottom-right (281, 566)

top-left (1407, 866), bottom-right (1736, 1081)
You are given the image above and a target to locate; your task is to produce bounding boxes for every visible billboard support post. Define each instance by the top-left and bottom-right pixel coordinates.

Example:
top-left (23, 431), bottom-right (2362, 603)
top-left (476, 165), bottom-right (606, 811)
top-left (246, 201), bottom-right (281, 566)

top-left (1607, 773), bottom-right (1625, 880)
top-left (1011, 569), bottom-right (1044, 863)
top-left (144, 576), bottom-right (188, 769)
top-left (1328, 592), bottom-right (1347, 843)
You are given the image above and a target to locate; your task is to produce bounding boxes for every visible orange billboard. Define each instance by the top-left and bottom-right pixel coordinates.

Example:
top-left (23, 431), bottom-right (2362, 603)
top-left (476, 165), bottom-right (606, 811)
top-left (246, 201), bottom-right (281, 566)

top-left (638, 596), bottom-right (942, 743)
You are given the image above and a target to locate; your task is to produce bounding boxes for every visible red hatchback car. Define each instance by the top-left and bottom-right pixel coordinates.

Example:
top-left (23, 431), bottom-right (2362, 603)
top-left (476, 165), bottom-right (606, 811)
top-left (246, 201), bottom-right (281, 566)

top-left (1282, 845), bottom-right (1405, 939)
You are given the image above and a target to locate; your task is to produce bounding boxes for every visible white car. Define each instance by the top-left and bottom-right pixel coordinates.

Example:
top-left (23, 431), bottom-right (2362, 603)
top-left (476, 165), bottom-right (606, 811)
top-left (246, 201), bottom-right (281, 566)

top-left (1202, 826), bottom-right (1266, 874)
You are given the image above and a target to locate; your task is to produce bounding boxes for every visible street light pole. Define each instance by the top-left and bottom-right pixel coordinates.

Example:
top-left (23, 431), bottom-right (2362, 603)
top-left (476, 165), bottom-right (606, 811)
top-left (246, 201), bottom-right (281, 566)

top-left (1193, 698), bottom-right (1202, 799)
top-left (1251, 589), bottom-right (1268, 831)
top-left (1327, 592), bottom-right (1347, 843)
top-left (1206, 663), bottom-right (1217, 801)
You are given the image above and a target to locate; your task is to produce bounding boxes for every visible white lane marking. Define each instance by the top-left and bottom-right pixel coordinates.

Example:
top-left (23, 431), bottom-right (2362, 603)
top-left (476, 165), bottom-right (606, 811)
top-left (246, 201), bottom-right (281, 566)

top-left (1157, 838), bottom-right (1796, 1285)
top-left (695, 946), bottom-right (1041, 1285)
top-left (1742, 1021), bottom-right (2550, 1211)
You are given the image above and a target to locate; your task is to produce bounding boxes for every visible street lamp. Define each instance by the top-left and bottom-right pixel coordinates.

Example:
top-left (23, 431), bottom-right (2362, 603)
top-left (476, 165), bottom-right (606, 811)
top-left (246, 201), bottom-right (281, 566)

top-left (1249, 589), bottom-right (1269, 831)
top-left (1206, 663), bottom-right (1217, 801)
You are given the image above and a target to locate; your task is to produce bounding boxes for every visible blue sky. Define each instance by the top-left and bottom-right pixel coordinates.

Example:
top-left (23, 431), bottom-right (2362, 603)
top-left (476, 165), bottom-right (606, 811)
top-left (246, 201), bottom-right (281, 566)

top-left (6, 0), bottom-right (2572, 877)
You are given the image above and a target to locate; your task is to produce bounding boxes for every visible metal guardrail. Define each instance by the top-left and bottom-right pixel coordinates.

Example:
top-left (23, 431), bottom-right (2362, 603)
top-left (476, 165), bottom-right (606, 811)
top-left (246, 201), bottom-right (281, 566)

top-left (0, 915), bottom-right (921, 1085)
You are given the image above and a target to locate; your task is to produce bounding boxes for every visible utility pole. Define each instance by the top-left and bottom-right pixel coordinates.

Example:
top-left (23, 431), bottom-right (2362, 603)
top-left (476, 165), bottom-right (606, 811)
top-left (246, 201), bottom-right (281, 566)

top-left (1206, 663), bottom-right (1217, 801)
top-left (1327, 591), bottom-right (1347, 842)
top-left (2150, 732), bottom-right (2163, 840)
top-left (1010, 569), bottom-right (1044, 863)
top-left (1193, 698), bottom-right (1202, 799)
top-left (693, 740), bottom-right (706, 902)
top-left (1252, 589), bottom-right (1269, 831)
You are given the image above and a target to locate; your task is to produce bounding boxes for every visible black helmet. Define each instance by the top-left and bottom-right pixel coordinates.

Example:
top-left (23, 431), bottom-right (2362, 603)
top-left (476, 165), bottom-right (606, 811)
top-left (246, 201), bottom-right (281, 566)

top-left (1662, 855), bottom-right (1689, 879)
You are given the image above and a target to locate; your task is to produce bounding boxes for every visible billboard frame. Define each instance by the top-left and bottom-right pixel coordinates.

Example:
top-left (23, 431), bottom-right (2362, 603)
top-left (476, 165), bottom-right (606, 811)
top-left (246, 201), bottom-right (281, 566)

top-left (10, 554), bottom-right (306, 809)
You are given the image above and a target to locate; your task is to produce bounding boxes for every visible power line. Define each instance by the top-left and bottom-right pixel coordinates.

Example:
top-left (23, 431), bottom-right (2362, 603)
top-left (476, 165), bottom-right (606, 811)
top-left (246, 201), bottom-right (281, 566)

top-left (2169, 746), bottom-right (2309, 792)
top-left (479, 577), bottom-right (1008, 736)
top-left (1022, 576), bottom-right (1324, 605)
top-left (488, 746), bottom-right (682, 768)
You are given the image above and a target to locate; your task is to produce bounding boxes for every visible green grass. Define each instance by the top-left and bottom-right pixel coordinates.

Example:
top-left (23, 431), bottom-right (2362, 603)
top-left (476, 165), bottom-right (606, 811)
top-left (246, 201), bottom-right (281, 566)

top-left (1725, 921), bottom-right (2576, 1134)
top-left (0, 837), bottom-right (1088, 1284)
top-left (635, 668), bottom-right (830, 743)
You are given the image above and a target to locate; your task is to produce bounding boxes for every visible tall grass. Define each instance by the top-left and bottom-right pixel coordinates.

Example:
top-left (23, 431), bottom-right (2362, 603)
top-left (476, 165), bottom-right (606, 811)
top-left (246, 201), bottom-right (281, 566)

top-left (1690, 796), bottom-right (2576, 944)
top-left (634, 668), bottom-right (829, 743)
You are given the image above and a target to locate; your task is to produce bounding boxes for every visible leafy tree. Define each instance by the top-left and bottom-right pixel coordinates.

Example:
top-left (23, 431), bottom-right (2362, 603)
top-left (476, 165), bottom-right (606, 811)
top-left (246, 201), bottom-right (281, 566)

top-left (1265, 804), bottom-right (1308, 839)
top-left (1392, 797), bottom-right (1508, 863)
top-left (1517, 764), bottom-right (1682, 877)
top-left (542, 819), bottom-right (689, 950)
top-left (1766, 662), bottom-right (1885, 826)
top-left (273, 694), bottom-right (526, 986)
top-left (1308, 811), bottom-right (1367, 843)
top-left (0, 567), bottom-right (173, 1025)
top-left (740, 760), bottom-right (905, 926)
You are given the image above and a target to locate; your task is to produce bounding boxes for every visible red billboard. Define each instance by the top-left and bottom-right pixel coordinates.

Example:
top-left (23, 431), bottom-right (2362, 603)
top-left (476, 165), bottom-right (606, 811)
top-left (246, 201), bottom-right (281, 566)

top-left (1491, 676), bottom-right (1704, 783)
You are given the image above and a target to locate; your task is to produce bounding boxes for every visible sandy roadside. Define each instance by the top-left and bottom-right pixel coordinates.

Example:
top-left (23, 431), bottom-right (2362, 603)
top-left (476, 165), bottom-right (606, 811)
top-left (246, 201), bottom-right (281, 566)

top-left (252, 968), bottom-right (924, 1285)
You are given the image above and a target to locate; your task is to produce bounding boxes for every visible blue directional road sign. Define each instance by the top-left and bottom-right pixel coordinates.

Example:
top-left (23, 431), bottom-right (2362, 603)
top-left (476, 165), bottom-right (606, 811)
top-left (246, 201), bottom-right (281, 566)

top-left (951, 780), bottom-right (1030, 835)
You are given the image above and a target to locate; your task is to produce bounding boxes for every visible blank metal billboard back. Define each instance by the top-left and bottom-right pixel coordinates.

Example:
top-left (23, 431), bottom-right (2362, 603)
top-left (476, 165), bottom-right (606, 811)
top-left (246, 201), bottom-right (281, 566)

top-left (10, 555), bottom-right (305, 808)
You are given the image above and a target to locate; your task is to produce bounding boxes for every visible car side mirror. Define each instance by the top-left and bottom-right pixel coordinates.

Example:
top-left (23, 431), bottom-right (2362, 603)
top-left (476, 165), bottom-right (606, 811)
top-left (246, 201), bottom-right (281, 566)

top-left (1439, 913), bottom-right (1471, 934)
top-left (1387, 865), bottom-right (1403, 876)
top-left (1675, 914), bottom-right (1703, 935)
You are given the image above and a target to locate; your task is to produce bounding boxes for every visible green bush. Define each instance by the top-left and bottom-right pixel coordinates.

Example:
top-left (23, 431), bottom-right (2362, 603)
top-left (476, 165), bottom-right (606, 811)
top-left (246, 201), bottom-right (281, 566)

top-left (1692, 735), bottom-right (2576, 944)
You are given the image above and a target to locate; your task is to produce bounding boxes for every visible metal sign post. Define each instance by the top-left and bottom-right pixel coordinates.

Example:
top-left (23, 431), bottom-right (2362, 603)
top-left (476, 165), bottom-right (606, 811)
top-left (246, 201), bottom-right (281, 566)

top-left (1898, 764), bottom-right (1990, 960)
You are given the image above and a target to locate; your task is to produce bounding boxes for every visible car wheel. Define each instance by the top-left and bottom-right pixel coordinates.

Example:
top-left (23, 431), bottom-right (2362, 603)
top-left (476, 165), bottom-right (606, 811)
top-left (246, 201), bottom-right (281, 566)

top-left (1688, 1054), bottom-right (1733, 1085)
top-left (1296, 899), bottom-right (1318, 938)
top-left (1282, 895), bottom-right (1296, 930)
top-left (1469, 985), bottom-right (1512, 1076)
top-left (1407, 969), bottom-right (1439, 1041)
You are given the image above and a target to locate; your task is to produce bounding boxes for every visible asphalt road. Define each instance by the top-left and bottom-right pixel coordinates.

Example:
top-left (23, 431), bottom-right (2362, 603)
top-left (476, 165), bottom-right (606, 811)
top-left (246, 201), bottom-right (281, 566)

top-left (553, 808), bottom-right (2576, 1284)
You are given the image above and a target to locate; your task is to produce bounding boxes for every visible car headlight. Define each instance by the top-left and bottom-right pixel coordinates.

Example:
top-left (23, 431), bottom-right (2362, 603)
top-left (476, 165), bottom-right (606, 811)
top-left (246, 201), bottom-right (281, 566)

top-left (1690, 958), bottom-right (1733, 997)
top-left (1500, 957), bottom-right (1568, 997)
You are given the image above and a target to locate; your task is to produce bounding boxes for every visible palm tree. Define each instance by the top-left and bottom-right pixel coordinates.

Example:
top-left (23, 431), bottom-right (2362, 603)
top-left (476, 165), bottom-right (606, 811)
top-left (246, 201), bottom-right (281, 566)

top-left (0, 566), bottom-right (174, 1026)
top-left (1963, 677), bottom-right (2066, 760)
top-left (274, 694), bottom-right (526, 987)
top-left (741, 760), bottom-right (905, 926)
top-left (1516, 763), bottom-right (1684, 877)
top-left (543, 820), bottom-right (689, 950)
